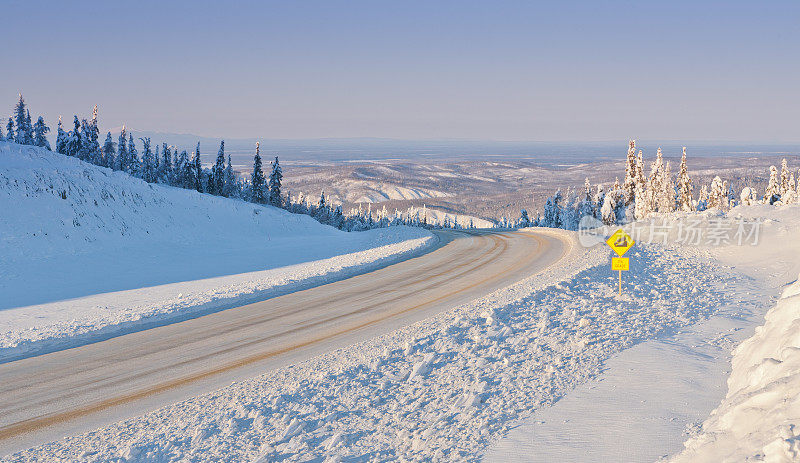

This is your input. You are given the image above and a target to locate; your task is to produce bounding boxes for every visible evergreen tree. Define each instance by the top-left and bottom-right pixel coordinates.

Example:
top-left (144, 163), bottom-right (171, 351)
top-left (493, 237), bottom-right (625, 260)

top-left (66, 116), bottom-right (82, 157)
top-left (647, 147), bottom-right (665, 213)
top-left (56, 116), bottom-right (68, 154)
top-left (623, 139), bottom-right (637, 204)
top-left (5, 118), bottom-right (13, 143)
top-left (707, 176), bottom-right (726, 210)
top-left (780, 158), bottom-right (791, 196)
top-left (601, 191), bottom-right (616, 225)
top-left (102, 132), bottom-right (116, 168)
top-left (32, 116), bottom-right (51, 150)
top-left (24, 110), bottom-right (34, 145)
top-left (115, 126), bottom-right (128, 171)
top-left (658, 160), bottom-right (675, 213)
top-left (518, 209), bottom-right (530, 228)
top-left (159, 143), bottom-right (173, 184)
top-left (213, 140), bottom-right (226, 195)
top-left (224, 155), bottom-right (236, 197)
top-left (764, 165), bottom-right (781, 204)
top-left (251, 142), bottom-right (266, 203)
top-left (268, 155), bottom-right (283, 206)
top-left (127, 134), bottom-right (139, 174)
top-left (677, 147), bottom-right (693, 211)
top-left (140, 137), bottom-right (156, 182)
top-left (13, 95), bottom-right (33, 145)
top-left (193, 142), bottom-right (203, 192)
top-left (0, 121), bottom-right (4, 142)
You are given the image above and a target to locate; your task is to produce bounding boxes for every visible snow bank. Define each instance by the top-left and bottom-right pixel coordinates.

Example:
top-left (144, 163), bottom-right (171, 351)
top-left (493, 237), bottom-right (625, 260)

top-left (668, 275), bottom-right (800, 463)
top-left (0, 142), bottom-right (434, 361)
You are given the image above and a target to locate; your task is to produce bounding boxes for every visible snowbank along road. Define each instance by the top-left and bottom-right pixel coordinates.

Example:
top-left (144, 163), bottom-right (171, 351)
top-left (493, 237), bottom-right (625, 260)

top-left (0, 228), bottom-right (568, 455)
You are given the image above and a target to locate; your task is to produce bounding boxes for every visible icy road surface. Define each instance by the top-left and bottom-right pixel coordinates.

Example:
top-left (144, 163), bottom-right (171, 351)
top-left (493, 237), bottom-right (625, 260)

top-left (0, 229), bottom-right (567, 455)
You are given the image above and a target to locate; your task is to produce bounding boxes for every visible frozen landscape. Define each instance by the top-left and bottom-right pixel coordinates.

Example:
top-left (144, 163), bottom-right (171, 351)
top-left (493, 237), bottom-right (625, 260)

top-left (4, 1), bottom-right (800, 461)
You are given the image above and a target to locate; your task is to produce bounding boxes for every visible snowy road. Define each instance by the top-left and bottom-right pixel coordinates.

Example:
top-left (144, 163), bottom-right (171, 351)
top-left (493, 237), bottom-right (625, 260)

top-left (0, 229), bottom-right (568, 455)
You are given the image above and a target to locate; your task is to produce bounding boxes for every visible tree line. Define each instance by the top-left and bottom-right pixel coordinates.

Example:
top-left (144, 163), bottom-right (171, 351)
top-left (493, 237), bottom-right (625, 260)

top-left (2, 95), bottom-right (472, 232)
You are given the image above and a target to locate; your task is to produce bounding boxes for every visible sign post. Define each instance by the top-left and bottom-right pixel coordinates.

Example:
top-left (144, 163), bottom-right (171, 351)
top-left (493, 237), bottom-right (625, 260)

top-left (606, 229), bottom-right (634, 296)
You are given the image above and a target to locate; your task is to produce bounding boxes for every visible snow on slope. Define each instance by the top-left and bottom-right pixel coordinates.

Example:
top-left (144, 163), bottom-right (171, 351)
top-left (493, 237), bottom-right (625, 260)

top-left (666, 204), bottom-right (800, 463)
top-left (4, 229), bottom-right (746, 462)
top-left (0, 142), bottom-right (434, 361)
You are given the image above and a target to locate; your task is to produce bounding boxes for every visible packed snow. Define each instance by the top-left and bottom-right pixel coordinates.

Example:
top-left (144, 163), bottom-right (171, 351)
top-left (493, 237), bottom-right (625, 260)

top-left (0, 142), bottom-right (435, 362)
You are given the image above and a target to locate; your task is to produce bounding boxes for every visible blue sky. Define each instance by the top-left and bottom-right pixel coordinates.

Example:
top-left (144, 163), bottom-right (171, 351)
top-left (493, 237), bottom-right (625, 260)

top-left (4, 0), bottom-right (799, 142)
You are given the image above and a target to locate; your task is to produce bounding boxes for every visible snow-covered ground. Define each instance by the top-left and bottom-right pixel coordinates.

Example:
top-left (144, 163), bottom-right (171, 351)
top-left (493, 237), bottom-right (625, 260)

top-left (487, 205), bottom-right (800, 462)
top-left (4, 220), bottom-right (757, 461)
top-left (0, 142), bottom-right (435, 362)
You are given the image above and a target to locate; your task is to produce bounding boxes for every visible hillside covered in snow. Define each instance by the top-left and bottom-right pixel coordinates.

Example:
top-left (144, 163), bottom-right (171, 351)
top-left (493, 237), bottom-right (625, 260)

top-left (0, 142), bottom-right (434, 359)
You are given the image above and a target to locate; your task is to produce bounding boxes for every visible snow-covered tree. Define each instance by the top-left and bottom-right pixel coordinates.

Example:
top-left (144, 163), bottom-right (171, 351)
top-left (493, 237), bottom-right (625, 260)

top-left (55, 116), bottom-right (68, 154)
top-left (115, 127), bottom-right (127, 171)
top-left (82, 105), bottom-right (100, 164)
top-left (623, 139), bottom-right (637, 204)
top-left (268, 155), bottom-right (282, 206)
top-left (677, 147), bottom-right (693, 211)
top-left (128, 134), bottom-right (138, 174)
top-left (0, 122), bottom-right (4, 141)
top-left (780, 159), bottom-right (791, 196)
top-left (785, 173), bottom-right (797, 205)
top-left (542, 190), bottom-right (563, 228)
top-left (707, 176), bottom-right (726, 210)
top-left (223, 155), bottom-right (237, 197)
top-left (764, 165), bottom-right (781, 204)
top-left (519, 209), bottom-right (530, 227)
top-left (13, 95), bottom-right (33, 145)
top-left (740, 187), bottom-right (757, 206)
top-left (193, 142), bottom-right (203, 192)
top-left (696, 185), bottom-right (709, 211)
top-left (140, 137), bottom-right (156, 182)
top-left (32, 116), bottom-right (51, 150)
top-left (658, 160), bottom-right (675, 213)
top-left (101, 132), bottom-right (115, 167)
top-left (600, 191), bottom-right (616, 225)
top-left (647, 148), bottom-right (665, 212)
top-left (66, 116), bottom-right (82, 157)
top-left (159, 143), bottom-right (173, 184)
top-left (634, 180), bottom-right (649, 219)
top-left (213, 140), bottom-right (226, 195)
top-left (251, 142), bottom-right (266, 203)
top-left (5, 118), bottom-right (13, 143)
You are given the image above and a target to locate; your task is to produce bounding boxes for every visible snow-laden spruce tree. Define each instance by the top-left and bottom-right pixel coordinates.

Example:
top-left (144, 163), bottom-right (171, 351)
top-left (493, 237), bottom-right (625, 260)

top-left (140, 137), bottom-right (157, 183)
top-left (193, 142), bottom-right (203, 192)
top-left (647, 147), bottom-right (665, 213)
top-left (783, 173), bottom-right (797, 205)
top-left (13, 95), bottom-right (33, 145)
top-left (32, 116), bottom-right (51, 150)
top-left (780, 159), bottom-right (791, 196)
top-left (128, 134), bottom-right (139, 174)
top-left (600, 190), bottom-right (616, 225)
top-left (5, 118), bottom-right (13, 143)
top-left (658, 160), bottom-right (675, 213)
top-left (213, 141), bottom-right (226, 195)
top-left (740, 186), bottom-right (757, 206)
top-left (224, 155), bottom-right (237, 198)
top-left (102, 132), bottom-right (115, 167)
top-left (696, 185), bottom-right (709, 211)
top-left (764, 165), bottom-right (781, 204)
top-left (677, 147), bottom-right (693, 211)
top-left (269, 156), bottom-right (283, 206)
top-left (55, 116), bottom-right (67, 154)
top-left (623, 139), bottom-right (637, 204)
top-left (115, 126), bottom-right (127, 171)
top-left (81, 105), bottom-right (100, 164)
top-left (251, 142), bottom-right (266, 203)
top-left (0, 122), bottom-right (4, 142)
top-left (518, 209), bottom-right (530, 227)
top-left (577, 178), bottom-right (595, 220)
top-left (707, 176), bottom-right (726, 210)
top-left (66, 116), bottom-right (82, 157)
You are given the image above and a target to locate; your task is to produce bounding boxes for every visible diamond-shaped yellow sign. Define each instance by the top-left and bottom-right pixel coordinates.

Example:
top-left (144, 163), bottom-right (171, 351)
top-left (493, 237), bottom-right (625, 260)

top-left (606, 229), bottom-right (634, 257)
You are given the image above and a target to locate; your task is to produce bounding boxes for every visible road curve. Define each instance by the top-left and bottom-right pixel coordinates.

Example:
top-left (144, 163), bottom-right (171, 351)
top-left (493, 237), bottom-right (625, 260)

top-left (0, 229), bottom-right (569, 455)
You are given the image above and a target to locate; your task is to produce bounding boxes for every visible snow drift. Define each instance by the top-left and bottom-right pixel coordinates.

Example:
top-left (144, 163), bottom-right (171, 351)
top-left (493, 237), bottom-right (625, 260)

top-left (669, 275), bottom-right (800, 462)
top-left (0, 142), bottom-right (434, 360)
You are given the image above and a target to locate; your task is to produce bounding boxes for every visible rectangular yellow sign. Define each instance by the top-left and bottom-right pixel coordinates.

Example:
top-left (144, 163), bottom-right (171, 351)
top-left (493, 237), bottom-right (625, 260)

top-left (611, 257), bottom-right (629, 271)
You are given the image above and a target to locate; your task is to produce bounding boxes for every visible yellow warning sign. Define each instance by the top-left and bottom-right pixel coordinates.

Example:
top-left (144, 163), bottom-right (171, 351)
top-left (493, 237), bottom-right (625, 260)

top-left (606, 229), bottom-right (634, 257)
top-left (611, 257), bottom-right (629, 271)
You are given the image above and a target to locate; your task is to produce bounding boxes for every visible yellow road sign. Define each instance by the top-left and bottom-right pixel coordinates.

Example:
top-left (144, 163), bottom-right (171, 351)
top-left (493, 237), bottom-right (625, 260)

top-left (611, 257), bottom-right (629, 271)
top-left (606, 229), bottom-right (634, 257)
